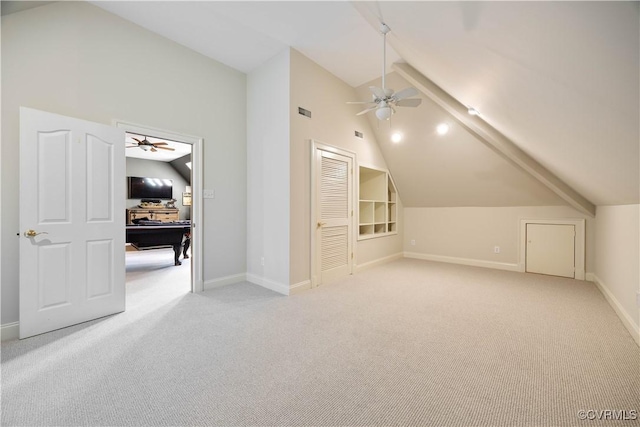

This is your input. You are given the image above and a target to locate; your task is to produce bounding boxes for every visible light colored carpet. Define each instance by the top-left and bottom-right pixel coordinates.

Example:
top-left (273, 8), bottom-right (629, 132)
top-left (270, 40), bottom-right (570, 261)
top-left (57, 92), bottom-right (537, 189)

top-left (2, 258), bottom-right (639, 426)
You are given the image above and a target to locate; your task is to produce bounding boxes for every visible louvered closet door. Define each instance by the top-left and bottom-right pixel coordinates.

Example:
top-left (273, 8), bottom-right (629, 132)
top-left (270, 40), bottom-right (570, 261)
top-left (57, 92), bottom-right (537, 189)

top-left (316, 150), bottom-right (353, 285)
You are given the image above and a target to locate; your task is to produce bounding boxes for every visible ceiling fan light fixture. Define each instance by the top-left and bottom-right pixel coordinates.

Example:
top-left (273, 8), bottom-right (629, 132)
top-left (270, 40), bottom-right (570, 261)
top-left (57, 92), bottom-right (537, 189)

top-left (347, 23), bottom-right (421, 120)
top-left (376, 106), bottom-right (393, 120)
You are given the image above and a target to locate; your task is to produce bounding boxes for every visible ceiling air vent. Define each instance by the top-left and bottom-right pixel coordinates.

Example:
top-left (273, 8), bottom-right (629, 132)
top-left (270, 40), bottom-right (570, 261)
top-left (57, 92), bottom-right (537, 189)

top-left (298, 107), bottom-right (311, 118)
top-left (354, 131), bottom-right (363, 139)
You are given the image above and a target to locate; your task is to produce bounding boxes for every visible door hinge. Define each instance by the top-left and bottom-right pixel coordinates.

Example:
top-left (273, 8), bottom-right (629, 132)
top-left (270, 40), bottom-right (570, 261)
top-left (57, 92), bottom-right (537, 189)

top-left (351, 252), bottom-right (354, 259)
top-left (351, 210), bottom-right (353, 217)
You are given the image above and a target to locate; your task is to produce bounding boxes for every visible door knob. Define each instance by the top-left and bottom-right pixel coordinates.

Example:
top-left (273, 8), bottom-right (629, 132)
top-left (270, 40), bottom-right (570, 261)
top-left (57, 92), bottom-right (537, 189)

top-left (317, 222), bottom-right (326, 228)
top-left (24, 229), bottom-right (48, 238)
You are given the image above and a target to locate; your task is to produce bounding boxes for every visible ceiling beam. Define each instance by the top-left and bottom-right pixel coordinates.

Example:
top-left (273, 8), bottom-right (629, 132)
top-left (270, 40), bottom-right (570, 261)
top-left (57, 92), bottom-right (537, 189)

top-left (394, 62), bottom-right (596, 217)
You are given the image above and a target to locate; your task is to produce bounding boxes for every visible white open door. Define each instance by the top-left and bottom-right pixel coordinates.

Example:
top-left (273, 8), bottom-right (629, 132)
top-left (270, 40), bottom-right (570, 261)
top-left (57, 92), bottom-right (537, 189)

top-left (314, 147), bottom-right (354, 286)
top-left (19, 107), bottom-right (125, 339)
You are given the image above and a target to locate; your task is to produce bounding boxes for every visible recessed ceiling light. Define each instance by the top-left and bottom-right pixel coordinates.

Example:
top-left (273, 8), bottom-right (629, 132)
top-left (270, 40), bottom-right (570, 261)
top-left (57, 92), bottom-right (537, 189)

top-left (391, 132), bottom-right (403, 143)
top-left (468, 107), bottom-right (480, 116)
top-left (436, 123), bottom-right (450, 135)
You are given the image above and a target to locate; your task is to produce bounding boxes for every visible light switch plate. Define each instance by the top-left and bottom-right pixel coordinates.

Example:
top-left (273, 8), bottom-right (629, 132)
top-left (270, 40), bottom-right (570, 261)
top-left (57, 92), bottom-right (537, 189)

top-left (202, 189), bottom-right (215, 199)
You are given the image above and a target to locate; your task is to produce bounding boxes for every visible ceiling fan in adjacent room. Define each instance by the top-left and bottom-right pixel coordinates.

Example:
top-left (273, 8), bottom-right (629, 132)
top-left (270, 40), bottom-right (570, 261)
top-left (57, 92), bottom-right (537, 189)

top-left (348, 23), bottom-right (422, 120)
top-left (126, 136), bottom-right (175, 152)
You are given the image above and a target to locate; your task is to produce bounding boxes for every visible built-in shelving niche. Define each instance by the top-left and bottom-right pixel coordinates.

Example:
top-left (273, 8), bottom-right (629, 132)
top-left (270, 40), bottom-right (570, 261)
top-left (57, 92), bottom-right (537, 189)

top-left (358, 166), bottom-right (397, 240)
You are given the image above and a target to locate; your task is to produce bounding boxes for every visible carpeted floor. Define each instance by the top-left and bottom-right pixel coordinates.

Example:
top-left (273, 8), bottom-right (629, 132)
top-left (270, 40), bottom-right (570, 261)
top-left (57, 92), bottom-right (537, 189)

top-left (2, 258), bottom-right (639, 426)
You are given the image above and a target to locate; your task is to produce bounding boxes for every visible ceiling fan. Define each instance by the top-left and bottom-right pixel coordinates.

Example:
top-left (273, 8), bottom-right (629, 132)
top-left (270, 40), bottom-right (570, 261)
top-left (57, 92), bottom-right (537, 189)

top-left (348, 23), bottom-right (422, 120)
top-left (126, 136), bottom-right (175, 152)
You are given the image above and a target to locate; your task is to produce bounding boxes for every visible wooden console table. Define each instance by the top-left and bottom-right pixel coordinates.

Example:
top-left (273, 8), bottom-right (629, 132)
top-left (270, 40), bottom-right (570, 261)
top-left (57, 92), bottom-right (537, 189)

top-left (127, 208), bottom-right (179, 224)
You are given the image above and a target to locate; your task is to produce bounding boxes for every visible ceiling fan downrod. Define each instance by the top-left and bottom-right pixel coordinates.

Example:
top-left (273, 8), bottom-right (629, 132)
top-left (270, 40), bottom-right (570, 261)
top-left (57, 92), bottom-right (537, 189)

top-left (381, 23), bottom-right (390, 93)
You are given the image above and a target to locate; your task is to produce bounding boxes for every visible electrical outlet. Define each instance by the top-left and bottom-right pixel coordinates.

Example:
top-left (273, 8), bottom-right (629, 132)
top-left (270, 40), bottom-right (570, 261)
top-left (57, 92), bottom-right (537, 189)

top-left (410, 239), bottom-right (416, 246)
top-left (494, 246), bottom-right (500, 254)
top-left (203, 189), bottom-right (215, 199)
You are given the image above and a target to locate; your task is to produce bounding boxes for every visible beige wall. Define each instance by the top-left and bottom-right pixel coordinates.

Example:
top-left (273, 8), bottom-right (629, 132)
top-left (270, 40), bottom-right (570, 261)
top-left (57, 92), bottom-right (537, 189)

top-left (246, 49), bottom-right (291, 291)
top-left (1, 2), bottom-right (247, 324)
top-left (404, 206), bottom-right (595, 271)
top-left (594, 204), bottom-right (640, 338)
top-left (289, 49), bottom-right (403, 286)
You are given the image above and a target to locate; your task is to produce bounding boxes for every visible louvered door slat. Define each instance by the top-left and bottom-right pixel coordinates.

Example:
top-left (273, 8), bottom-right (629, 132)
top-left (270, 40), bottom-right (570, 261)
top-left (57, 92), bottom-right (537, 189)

top-left (321, 226), bottom-right (348, 271)
top-left (320, 157), bottom-right (348, 220)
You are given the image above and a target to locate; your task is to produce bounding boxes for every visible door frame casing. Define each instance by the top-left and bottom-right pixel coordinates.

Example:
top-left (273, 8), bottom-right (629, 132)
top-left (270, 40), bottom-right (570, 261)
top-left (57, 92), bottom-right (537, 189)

top-left (310, 140), bottom-right (357, 288)
top-left (518, 218), bottom-right (585, 280)
top-left (114, 120), bottom-right (204, 293)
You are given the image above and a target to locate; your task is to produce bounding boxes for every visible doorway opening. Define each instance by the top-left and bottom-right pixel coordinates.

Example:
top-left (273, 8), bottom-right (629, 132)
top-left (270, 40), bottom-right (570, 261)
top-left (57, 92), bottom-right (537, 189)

top-left (116, 121), bottom-right (203, 294)
top-left (125, 132), bottom-right (192, 295)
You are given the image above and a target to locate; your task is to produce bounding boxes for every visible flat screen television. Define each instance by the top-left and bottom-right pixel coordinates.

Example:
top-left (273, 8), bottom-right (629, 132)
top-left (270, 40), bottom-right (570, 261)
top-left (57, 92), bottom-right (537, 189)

top-left (128, 177), bottom-right (173, 200)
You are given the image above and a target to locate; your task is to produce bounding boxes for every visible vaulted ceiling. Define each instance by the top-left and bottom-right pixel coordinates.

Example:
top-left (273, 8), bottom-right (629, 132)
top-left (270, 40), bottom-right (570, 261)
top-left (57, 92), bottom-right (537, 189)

top-left (354, 2), bottom-right (639, 207)
top-left (18, 1), bottom-right (639, 207)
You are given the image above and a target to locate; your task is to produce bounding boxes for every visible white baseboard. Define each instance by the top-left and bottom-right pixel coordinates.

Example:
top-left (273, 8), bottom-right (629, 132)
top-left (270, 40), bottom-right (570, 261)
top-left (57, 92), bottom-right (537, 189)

top-left (404, 252), bottom-right (520, 272)
top-left (290, 280), bottom-right (311, 295)
top-left (587, 273), bottom-right (640, 346)
top-left (355, 252), bottom-right (404, 273)
top-left (204, 273), bottom-right (247, 291)
top-left (1, 322), bottom-right (19, 342)
top-left (246, 273), bottom-right (290, 296)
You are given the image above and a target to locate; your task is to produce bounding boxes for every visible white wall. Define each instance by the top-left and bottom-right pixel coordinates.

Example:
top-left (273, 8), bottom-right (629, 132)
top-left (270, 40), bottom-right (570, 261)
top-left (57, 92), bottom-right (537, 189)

top-left (1, 2), bottom-right (247, 324)
top-left (246, 49), bottom-right (291, 292)
top-left (289, 49), bottom-right (403, 286)
top-left (125, 158), bottom-right (190, 220)
top-left (404, 206), bottom-right (595, 271)
top-left (594, 204), bottom-right (639, 342)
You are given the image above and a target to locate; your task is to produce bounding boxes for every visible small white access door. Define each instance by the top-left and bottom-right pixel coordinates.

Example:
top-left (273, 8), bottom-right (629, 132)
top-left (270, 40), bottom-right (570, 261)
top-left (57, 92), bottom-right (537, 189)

top-left (526, 223), bottom-right (575, 278)
top-left (314, 147), bottom-right (354, 286)
top-left (19, 107), bottom-right (126, 339)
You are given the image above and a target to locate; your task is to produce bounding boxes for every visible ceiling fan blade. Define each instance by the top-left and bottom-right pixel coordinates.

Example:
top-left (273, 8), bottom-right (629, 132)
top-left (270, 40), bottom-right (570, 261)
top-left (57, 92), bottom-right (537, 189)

top-left (155, 146), bottom-right (175, 151)
top-left (126, 146), bottom-right (139, 148)
top-left (369, 86), bottom-right (386, 100)
top-left (150, 147), bottom-right (157, 152)
top-left (152, 142), bottom-right (168, 146)
top-left (396, 98), bottom-right (422, 108)
top-left (393, 87), bottom-right (419, 101)
top-left (356, 106), bottom-right (378, 116)
top-left (347, 101), bottom-right (376, 105)
top-left (132, 137), bottom-right (143, 144)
